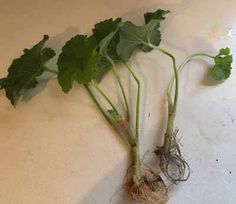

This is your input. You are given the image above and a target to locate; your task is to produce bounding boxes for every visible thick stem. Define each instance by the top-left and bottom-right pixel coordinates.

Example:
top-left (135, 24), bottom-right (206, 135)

top-left (147, 45), bottom-right (179, 152)
top-left (131, 144), bottom-right (142, 186)
top-left (91, 80), bottom-right (119, 114)
top-left (123, 62), bottom-right (142, 186)
top-left (163, 93), bottom-right (175, 152)
top-left (152, 47), bottom-right (179, 115)
top-left (164, 52), bottom-right (214, 152)
top-left (106, 55), bottom-right (130, 121)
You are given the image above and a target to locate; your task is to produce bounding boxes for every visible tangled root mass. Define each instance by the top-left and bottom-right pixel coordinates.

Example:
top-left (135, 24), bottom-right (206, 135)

top-left (155, 129), bottom-right (190, 184)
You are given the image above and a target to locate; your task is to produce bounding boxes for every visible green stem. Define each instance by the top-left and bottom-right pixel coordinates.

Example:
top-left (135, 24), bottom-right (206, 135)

top-left (131, 144), bottom-right (142, 186)
top-left (44, 67), bottom-right (58, 74)
top-left (123, 62), bottom-right (142, 186)
top-left (147, 44), bottom-right (179, 152)
top-left (147, 44), bottom-right (179, 115)
top-left (144, 42), bottom-right (214, 152)
top-left (164, 93), bottom-right (175, 152)
top-left (164, 52), bottom-right (214, 152)
top-left (85, 84), bottom-right (114, 127)
top-left (91, 80), bottom-right (119, 114)
top-left (123, 62), bottom-right (141, 141)
top-left (169, 52), bottom-right (214, 93)
top-left (84, 84), bottom-right (131, 147)
top-left (106, 55), bottom-right (130, 121)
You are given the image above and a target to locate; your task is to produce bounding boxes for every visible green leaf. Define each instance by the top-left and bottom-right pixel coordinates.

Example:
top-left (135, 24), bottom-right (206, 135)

top-left (57, 35), bottom-right (101, 93)
top-left (95, 56), bottom-right (111, 82)
top-left (0, 35), bottom-right (55, 106)
top-left (0, 78), bottom-right (8, 89)
top-left (92, 18), bottom-right (123, 81)
top-left (116, 20), bottom-right (161, 61)
top-left (144, 9), bottom-right (170, 23)
top-left (212, 48), bottom-right (233, 80)
top-left (138, 29), bottom-right (161, 52)
top-left (92, 18), bottom-right (122, 43)
top-left (92, 18), bottom-right (122, 63)
top-left (99, 29), bottom-right (121, 61)
top-left (139, 9), bottom-right (170, 52)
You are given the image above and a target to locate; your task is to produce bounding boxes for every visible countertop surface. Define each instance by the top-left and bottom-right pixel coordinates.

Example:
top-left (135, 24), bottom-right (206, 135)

top-left (0, 0), bottom-right (236, 203)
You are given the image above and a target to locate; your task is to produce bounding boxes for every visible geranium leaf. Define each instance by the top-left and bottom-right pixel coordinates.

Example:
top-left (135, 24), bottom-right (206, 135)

top-left (0, 35), bottom-right (55, 106)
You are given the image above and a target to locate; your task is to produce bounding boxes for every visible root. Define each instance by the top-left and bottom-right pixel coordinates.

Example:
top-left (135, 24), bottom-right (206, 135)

top-left (155, 129), bottom-right (190, 184)
top-left (124, 168), bottom-right (168, 204)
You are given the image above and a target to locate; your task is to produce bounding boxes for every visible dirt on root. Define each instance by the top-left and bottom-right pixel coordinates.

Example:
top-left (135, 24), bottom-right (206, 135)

top-left (124, 168), bottom-right (168, 204)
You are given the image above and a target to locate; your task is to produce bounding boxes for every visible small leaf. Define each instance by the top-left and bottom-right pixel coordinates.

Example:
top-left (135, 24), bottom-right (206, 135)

top-left (212, 48), bottom-right (233, 80)
top-left (0, 35), bottom-right (55, 106)
top-left (57, 35), bottom-right (101, 93)
top-left (144, 9), bottom-right (170, 23)
top-left (117, 20), bottom-right (161, 61)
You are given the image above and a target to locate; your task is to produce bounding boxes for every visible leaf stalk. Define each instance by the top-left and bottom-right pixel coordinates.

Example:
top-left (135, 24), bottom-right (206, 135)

top-left (106, 55), bottom-right (130, 121)
top-left (91, 80), bottom-right (119, 114)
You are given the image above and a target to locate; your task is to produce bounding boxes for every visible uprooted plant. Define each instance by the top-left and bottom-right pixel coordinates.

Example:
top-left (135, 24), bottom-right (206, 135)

top-left (153, 47), bottom-right (233, 184)
top-left (0, 8), bottom-right (233, 204)
top-left (0, 10), bottom-right (170, 204)
top-left (114, 9), bottom-right (233, 184)
top-left (119, 10), bottom-right (233, 184)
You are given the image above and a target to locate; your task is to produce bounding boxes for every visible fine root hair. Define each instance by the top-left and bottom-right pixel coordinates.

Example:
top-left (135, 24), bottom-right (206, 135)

top-left (155, 128), bottom-right (191, 184)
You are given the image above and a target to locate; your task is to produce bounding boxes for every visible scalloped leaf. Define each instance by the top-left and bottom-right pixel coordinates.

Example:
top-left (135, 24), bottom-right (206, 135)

top-left (0, 35), bottom-right (55, 106)
top-left (57, 35), bottom-right (101, 93)
top-left (212, 48), bottom-right (233, 80)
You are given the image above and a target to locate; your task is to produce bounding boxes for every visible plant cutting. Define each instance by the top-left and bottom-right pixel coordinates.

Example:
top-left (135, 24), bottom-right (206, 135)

top-left (153, 47), bottom-right (233, 184)
top-left (115, 9), bottom-right (233, 184)
top-left (0, 8), bottom-right (233, 204)
top-left (0, 13), bottom-right (169, 203)
top-left (96, 11), bottom-right (171, 203)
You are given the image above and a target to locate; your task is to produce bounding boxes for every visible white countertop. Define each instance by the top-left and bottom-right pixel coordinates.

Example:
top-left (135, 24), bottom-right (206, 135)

top-left (0, 0), bottom-right (236, 203)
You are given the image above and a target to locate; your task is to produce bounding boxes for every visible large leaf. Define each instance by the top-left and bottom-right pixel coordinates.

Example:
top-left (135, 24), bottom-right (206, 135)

top-left (212, 48), bottom-right (233, 80)
top-left (57, 35), bottom-right (101, 93)
top-left (0, 35), bottom-right (55, 106)
top-left (92, 18), bottom-right (122, 43)
top-left (116, 20), bottom-right (162, 61)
